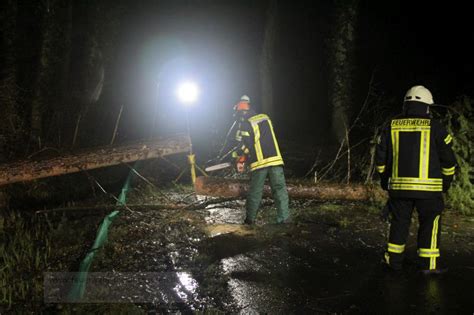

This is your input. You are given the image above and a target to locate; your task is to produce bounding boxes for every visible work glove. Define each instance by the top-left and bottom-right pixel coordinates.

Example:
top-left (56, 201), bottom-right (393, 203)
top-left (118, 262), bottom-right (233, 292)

top-left (380, 202), bottom-right (391, 223)
top-left (380, 174), bottom-right (389, 191)
top-left (442, 177), bottom-right (452, 192)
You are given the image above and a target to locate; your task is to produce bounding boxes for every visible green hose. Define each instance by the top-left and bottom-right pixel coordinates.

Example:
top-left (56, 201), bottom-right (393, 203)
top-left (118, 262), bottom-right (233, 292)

top-left (68, 163), bottom-right (137, 301)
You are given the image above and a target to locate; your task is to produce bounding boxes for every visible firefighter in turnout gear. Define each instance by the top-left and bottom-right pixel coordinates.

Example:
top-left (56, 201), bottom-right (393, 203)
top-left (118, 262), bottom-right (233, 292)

top-left (375, 85), bottom-right (457, 274)
top-left (232, 95), bottom-right (290, 224)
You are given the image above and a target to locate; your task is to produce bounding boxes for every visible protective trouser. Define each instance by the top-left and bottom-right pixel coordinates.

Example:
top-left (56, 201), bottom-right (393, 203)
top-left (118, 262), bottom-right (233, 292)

top-left (245, 166), bottom-right (289, 223)
top-left (385, 198), bottom-right (443, 270)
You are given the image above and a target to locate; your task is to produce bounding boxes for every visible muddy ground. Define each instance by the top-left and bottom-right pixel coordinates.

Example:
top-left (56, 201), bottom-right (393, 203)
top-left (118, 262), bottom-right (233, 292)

top-left (39, 186), bottom-right (474, 315)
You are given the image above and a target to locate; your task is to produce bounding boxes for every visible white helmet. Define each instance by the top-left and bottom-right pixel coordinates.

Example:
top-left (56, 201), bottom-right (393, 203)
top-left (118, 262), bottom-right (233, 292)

top-left (404, 85), bottom-right (434, 105)
top-left (240, 95), bottom-right (250, 103)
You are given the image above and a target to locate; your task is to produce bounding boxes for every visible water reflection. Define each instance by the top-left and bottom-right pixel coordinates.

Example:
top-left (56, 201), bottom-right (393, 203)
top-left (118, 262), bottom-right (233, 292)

top-left (173, 271), bottom-right (199, 304)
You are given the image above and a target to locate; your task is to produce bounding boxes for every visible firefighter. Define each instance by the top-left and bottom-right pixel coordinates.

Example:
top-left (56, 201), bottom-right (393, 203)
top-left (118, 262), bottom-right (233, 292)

top-left (375, 85), bottom-right (457, 275)
top-left (232, 95), bottom-right (290, 224)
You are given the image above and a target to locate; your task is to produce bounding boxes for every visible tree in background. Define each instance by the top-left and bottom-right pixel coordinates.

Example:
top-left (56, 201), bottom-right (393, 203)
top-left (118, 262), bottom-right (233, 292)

top-left (327, 0), bottom-right (359, 142)
top-left (0, 0), bottom-right (24, 161)
top-left (260, 0), bottom-right (278, 118)
top-left (30, 0), bottom-right (73, 149)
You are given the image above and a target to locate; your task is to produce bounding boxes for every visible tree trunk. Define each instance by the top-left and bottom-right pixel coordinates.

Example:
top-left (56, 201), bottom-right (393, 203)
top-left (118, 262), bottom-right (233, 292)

top-left (260, 0), bottom-right (277, 118)
top-left (0, 0), bottom-right (23, 161)
top-left (0, 135), bottom-right (191, 186)
top-left (30, 0), bottom-right (74, 148)
top-left (328, 0), bottom-right (359, 142)
top-left (195, 176), bottom-right (386, 202)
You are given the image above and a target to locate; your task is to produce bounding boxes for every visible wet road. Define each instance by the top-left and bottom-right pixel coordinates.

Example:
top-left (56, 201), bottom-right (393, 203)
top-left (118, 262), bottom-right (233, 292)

top-left (86, 200), bottom-right (474, 314)
top-left (195, 202), bottom-right (474, 314)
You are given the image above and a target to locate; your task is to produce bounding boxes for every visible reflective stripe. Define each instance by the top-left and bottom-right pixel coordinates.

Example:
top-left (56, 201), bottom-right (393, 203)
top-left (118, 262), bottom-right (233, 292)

top-left (391, 130), bottom-right (399, 178)
top-left (248, 114), bottom-right (270, 124)
top-left (391, 126), bottom-right (431, 131)
top-left (250, 156), bottom-right (284, 171)
top-left (390, 177), bottom-right (442, 184)
top-left (376, 165), bottom-right (385, 173)
top-left (419, 130), bottom-right (430, 179)
top-left (444, 134), bottom-right (453, 144)
top-left (267, 119), bottom-right (282, 158)
top-left (249, 121), bottom-right (264, 162)
top-left (431, 215), bottom-right (440, 269)
top-left (388, 183), bottom-right (442, 192)
top-left (418, 215), bottom-right (441, 270)
top-left (442, 166), bottom-right (455, 176)
top-left (387, 243), bottom-right (405, 254)
top-left (241, 131), bottom-right (250, 137)
top-left (418, 248), bottom-right (440, 258)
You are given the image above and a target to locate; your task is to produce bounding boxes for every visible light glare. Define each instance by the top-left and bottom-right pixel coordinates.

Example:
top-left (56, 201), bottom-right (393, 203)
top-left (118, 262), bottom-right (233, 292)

top-left (177, 81), bottom-right (199, 104)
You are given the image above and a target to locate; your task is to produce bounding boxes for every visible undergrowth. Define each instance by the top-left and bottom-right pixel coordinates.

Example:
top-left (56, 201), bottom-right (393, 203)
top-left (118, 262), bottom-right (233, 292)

top-left (443, 97), bottom-right (474, 215)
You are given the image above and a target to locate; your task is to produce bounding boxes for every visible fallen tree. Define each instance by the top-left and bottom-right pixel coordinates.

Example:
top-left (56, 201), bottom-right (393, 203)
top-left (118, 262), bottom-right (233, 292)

top-left (0, 134), bottom-right (191, 186)
top-left (195, 176), bottom-right (387, 202)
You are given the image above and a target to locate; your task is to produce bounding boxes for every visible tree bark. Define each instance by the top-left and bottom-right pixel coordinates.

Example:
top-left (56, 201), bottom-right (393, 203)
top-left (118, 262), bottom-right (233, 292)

top-left (195, 176), bottom-right (386, 202)
top-left (0, 135), bottom-right (191, 186)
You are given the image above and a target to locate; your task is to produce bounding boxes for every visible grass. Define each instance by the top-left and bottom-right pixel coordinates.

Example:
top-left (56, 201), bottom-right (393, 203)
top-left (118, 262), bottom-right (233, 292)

top-left (0, 211), bottom-right (51, 310)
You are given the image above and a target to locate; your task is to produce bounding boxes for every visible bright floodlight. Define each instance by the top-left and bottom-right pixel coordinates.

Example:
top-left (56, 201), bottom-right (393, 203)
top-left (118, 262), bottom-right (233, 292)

top-left (177, 81), bottom-right (199, 104)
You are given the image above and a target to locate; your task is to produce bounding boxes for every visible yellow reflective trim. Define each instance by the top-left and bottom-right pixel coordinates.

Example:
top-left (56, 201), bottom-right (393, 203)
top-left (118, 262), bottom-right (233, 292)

top-left (241, 131), bottom-right (250, 137)
top-left (391, 130), bottom-right (399, 178)
top-left (444, 134), bottom-right (453, 144)
top-left (442, 166), bottom-right (455, 176)
top-left (387, 243), bottom-right (405, 254)
top-left (267, 118), bottom-right (282, 159)
top-left (250, 121), bottom-right (264, 162)
top-left (419, 131), bottom-right (424, 178)
top-left (391, 126), bottom-right (431, 131)
top-left (421, 130), bottom-right (430, 178)
top-left (248, 114), bottom-right (269, 123)
top-left (389, 183), bottom-right (442, 192)
top-left (390, 177), bottom-right (442, 184)
top-left (250, 156), bottom-right (284, 171)
top-left (418, 248), bottom-right (440, 258)
top-left (431, 215), bottom-right (440, 250)
top-left (376, 165), bottom-right (385, 173)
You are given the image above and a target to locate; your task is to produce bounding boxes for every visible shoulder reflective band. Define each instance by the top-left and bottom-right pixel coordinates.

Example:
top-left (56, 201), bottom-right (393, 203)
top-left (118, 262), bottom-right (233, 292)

top-left (442, 166), bottom-right (455, 176)
top-left (376, 165), bottom-right (386, 173)
top-left (444, 134), bottom-right (453, 144)
top-left (388, 243), bottom-right (405, 254)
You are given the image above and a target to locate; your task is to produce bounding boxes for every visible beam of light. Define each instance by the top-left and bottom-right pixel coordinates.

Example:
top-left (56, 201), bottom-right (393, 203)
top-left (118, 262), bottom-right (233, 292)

top-left (176, 81), bottom-right (199, 105)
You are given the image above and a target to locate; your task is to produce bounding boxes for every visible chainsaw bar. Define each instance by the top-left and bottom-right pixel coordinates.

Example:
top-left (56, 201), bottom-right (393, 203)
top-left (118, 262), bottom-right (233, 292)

top-left (205, 162), bottom-right (232, 172)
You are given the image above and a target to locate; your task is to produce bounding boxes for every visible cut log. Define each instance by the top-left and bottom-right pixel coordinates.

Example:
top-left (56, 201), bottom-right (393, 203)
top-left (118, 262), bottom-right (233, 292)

top-left (0, 134), bottom-right (191, 186)
top-left (195, 176), bottom-right (387, 202)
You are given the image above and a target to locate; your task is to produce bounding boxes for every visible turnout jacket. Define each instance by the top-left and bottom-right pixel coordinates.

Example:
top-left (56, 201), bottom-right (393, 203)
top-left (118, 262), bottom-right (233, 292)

top-left (233, 110), bottom-right (284, 171)
top-left (375, 102), bottom-right (457, 199)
